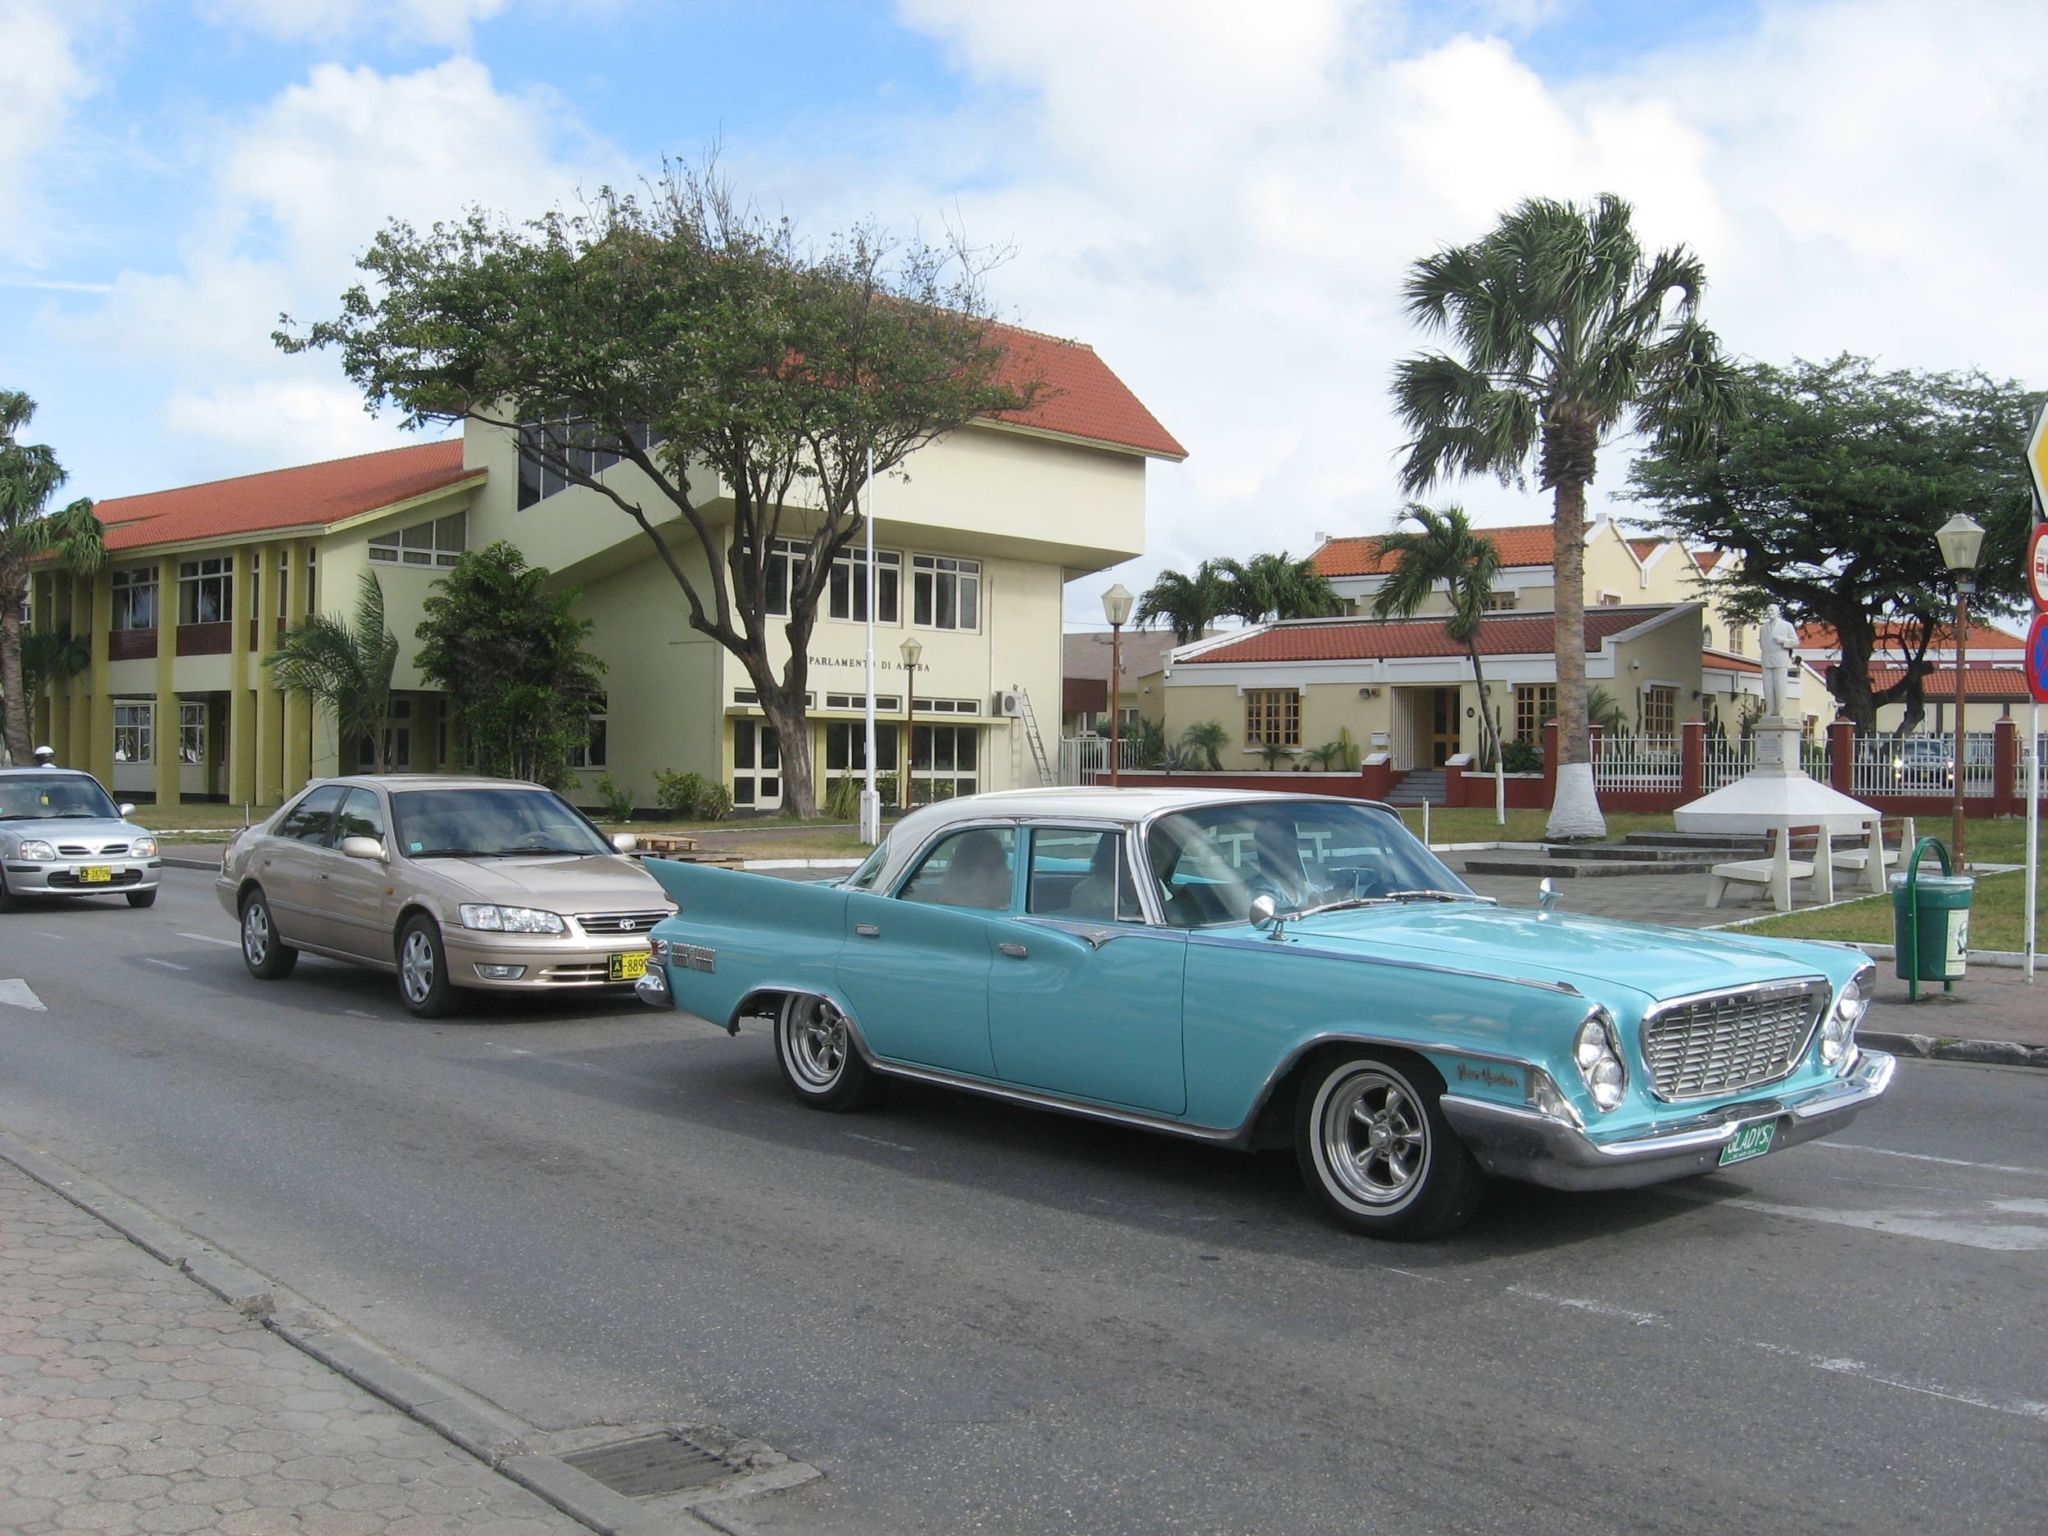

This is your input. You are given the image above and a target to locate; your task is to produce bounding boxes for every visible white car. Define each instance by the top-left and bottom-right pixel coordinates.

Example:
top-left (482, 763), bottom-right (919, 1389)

top-left (0, 768), bottom-right (163, 909)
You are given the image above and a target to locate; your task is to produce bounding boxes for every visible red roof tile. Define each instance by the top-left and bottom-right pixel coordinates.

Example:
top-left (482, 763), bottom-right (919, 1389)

top-left (1692, 549), bottom-right (1725, 574)
top-left (1703, 648), bottom-right (1761, 674)
top-left (1866, 666), bottom-right (2034, 700)
top-left (1179, 606), bottom-right (1672, 665)
top-left (1628, 537), bottom-right (1663, 561)
top-left (1798, 620), bottom-right (2026, 654)
top-left (987, 324), bottom-right (1186, 460)
top-left (1313, 522), bottom-right (1559, 577)
top-left (92, 441), bottom-right (477, 555)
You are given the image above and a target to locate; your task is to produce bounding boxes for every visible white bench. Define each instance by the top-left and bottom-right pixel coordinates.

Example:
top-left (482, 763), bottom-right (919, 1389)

top-left (1830, 817), bottom-right (1911, 895)
top-left (1706, 825), bottom-right (1829, 912)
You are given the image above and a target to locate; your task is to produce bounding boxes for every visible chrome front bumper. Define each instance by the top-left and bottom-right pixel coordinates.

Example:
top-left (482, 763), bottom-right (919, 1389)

top-left (635, 967), bottom-right (672, 1007)
top-left (1440, 1050), bottom-right (1896, 1192)
top-left (4, 860), bottom-right (162, 896)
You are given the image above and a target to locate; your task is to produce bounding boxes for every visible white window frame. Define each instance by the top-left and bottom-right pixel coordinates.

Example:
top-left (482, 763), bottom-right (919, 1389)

top-left (177, 557), bottom-right (232, 625)
top-left (114, 702), bottom-right (153, 765)
top-left (178, 702), bottom-right (205, 766)
top-left (111, 567), bottom-right (157, 632)
top-left (569, 694), bottom-right (607, 770)
top-left (912, 554), bottom-right (981, 633)
top-left (370, 512), bottom-right (466, 568)
top-left (909, 722), bottom-right (979, 803)
top-left (829, 547), bottom-right (901, 624)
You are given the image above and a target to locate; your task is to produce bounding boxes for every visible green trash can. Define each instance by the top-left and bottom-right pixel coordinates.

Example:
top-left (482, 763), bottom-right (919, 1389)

top-left (1889, 837), bottom-right (1973, 999)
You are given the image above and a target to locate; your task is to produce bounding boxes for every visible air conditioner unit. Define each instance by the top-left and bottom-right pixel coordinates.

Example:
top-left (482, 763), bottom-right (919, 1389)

top-left (995, 689), bottom-right (1024, 718)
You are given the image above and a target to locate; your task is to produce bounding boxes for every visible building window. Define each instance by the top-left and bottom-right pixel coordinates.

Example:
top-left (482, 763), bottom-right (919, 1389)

top-left (111, 568), bottom-right (157, 632)
top-left (305, 546), bottom-right (316, 610)
top-left (824, 721), bottom-right (900, 801)
top-left (569, 694), bottom-right (607, 770)
top-left (910, 723), bottom-right (978, 803)
top-left (759, 537), bottom-right (809, 619)
top-left (1643, 685), bottom-right (1677, 739)
top-left (1244, 689), bottom-right (1300, 749)
top-left (912, 697), bottom-right (979, 716)
top-left (516, 418), bottom-right (658, 509)
top-left (177, 557), bottom-right (232, 625)
top-left (370, 513), bottom-right (466, 568)
top-left (1514, 684), bottom-right (1558, 744)
top-left (912, 554), bottom-right (980, 632)
top-left (277, 548), bottom-right (290, 618)
top-left (114, 703), bottom-right (153, 764)
top-left (829, 547), bottom-right (901, 623)
top-left (179, 702), bottom-right (205, 765)
top-left (1727, 624), bottom-right (1745, 654)
top-left (1482, 590), bottom-right (1518, 611)
top-left (1597, 590), bottom-right (1622, 606)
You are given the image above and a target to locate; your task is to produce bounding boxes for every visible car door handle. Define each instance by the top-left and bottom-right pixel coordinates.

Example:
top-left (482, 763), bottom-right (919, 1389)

top-left (997, 942), bottom-right (1028, 959)
top-left (855, 924), bottom-right (881, 938)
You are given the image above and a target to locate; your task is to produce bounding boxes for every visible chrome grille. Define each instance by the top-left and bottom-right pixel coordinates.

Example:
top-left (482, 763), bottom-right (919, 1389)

top-left (576, 909), bottom-right (670, 936)
top-left (1640, 980), bottom-right (1829, 1101)
top-left (58, 842), bottom-right (129, 856)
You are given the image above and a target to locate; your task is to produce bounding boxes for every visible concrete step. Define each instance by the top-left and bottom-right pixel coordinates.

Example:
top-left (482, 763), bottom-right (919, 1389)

top-left (1544, 842), bottom-right (1755, 863)
top-left (1622, 831), bottom-right (1772, 853)
top-left (1462, 854), bottom-right (1723, 877)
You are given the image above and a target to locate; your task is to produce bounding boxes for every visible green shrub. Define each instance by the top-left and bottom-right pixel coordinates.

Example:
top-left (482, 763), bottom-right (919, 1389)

top-left (653, 770), bottom-right (732, 821)
top-left (593, 774), bottom-right (636, 821)
top-left (823, 775), bottom-right (864, 822)
top-left (1499, 739), bottom-right (1542, 773)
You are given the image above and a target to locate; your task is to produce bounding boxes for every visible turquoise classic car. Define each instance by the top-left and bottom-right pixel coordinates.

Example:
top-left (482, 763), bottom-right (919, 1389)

top-left (636, 788), bottom-right (1893, 1239)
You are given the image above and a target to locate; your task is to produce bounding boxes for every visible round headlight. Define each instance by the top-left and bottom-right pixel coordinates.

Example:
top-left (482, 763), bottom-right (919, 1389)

top-left (1834, 975), bottom-right (1869, 1028)
top-left (131, 836), bottom-right (158, 859)
top-left (1575, 1020), bottom-right (1608, 1068)
top-left (1572, 1009), bottom-right (1628, 1113)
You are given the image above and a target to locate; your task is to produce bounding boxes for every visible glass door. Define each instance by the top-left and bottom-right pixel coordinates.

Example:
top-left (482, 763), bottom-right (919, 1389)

top-left (733, 721), bottom-right (782, 810)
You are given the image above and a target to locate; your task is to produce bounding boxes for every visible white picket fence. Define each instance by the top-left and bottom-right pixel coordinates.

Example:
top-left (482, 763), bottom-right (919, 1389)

top-left (1850, 732), bottom-right (1996, 799)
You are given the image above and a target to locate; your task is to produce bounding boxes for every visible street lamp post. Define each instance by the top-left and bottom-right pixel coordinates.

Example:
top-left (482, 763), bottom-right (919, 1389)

top-left (1936, 513), bottom-right (1986, 868)
top-left (1101, 583), bottom-right (1134, 788)
top-left (898, 635), bottom-right (922, 812)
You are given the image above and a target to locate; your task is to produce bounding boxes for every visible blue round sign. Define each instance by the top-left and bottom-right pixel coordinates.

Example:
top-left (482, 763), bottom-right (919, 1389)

top-left (2029, 612), bottom-right (2048, 704)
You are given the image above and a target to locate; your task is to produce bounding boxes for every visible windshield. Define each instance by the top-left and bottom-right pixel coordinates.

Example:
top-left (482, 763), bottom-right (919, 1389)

top-left (0, 773), bottom-right (120, 821)
top-left (389, 787), bottom-right (613, 858)
top-left (1145, 800), bottom-right (1472, 928)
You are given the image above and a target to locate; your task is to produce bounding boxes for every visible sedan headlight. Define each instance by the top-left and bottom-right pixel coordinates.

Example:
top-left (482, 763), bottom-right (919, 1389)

top-left (131, 836), bottom-right (158, 858)
top-left (1573, 1007), bottom-right (1628, 1112)
top-left (458, 904), bottom-right (566, 934)
top-left (1818, 966), bottom-right (1875, 1069)
top-left (16, 839), bottom-right (55, 861)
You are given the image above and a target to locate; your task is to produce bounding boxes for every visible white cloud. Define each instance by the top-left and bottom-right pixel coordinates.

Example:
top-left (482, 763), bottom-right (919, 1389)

top-left (199, 0), bottom-right (510, 50)
top-left (0, 0), bottom-right (94, 264)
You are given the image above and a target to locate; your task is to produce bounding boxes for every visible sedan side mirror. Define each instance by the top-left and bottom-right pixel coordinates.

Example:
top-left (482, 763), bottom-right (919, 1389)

top-left (339, 835), bottom-right (386, 862)
top-left (1249, 891), bottom-right (1285, 938)
top-left (117, 803), bottom-right (136, 817)
top-left (611, 833), bottom-right (638, 853)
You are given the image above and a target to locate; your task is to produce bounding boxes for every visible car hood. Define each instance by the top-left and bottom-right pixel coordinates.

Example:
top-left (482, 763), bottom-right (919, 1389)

top-left (407, 853), bottom-right (669, 913)
top-left (0, 816), bottom-right (147, 845)
top-left (1276, 901), bottom-right (1831, 1004)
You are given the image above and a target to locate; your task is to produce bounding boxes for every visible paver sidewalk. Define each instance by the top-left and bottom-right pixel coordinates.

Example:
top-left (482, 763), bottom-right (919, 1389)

top-left (0, 1161), bottom-right (586, 1536)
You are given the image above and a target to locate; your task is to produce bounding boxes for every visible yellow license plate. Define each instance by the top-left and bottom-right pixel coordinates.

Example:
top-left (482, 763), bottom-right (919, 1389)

top-left (80, 866), bottom-right (112, 884)
top-left (609, 951), bottom-right (648, 982)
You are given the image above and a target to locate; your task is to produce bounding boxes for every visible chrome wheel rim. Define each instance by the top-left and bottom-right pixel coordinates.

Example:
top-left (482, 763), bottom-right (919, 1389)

top-left (1320, 1068), bottom-right (1427, 1206)
top-left (785, 997), bottom-right (848, 1089)
top-left (242, 902), bottom-right (269, 965)
top-left (400, 930), bottom-right (437, 1005)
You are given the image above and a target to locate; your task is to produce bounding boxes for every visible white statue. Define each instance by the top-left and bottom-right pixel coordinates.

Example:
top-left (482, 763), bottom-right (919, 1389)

top-left (1761, 606), bottom-right (1799, 720)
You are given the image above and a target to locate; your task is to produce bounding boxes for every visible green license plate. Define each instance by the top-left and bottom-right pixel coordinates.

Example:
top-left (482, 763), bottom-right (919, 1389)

top-left (79, 865), bottom-right (112, 884)
top-left (1718, 1121), bottom-right (1777, 1167)
top-left (609, 951), bottom-right (648, 982)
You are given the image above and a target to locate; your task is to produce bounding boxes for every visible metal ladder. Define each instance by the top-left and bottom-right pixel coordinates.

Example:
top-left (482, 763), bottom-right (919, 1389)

top-left (1014, 685), bottom-right (1054, 786)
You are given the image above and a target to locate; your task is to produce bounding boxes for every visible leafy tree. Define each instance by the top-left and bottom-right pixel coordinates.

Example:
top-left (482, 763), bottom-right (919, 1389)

top-left (1216, 552), bottom-right (1341, 624)
top-left (0, 392), bottom-right (104, 764)
top-left (414, 542), bottom-right (605, 787)
top-left (1370, 503), bottom-right (1503, 769)
top-left (1179, 719), bottom-right (1226, 770)
top-left (1135, 559), bottom-right (1230, 644)
top-left (21, 626), bottom-right (88, 719)
top-left (1393, 194), bottom-right (1738, 838)
top-left (278, 165), bottom-right (1037, 818)
top-left (267, 572), bottom-right (399, 772)
top-left (1628, 355), bottom-right (2043, 733)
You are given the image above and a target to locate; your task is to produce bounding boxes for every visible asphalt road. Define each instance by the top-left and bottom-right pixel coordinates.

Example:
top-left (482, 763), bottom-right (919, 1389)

top-left (2, 869), bottom-right (2045, 1535)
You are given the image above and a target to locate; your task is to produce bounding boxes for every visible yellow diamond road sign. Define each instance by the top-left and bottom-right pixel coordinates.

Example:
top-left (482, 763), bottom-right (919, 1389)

top-left (2031, 400), bottom-right (2048, 515)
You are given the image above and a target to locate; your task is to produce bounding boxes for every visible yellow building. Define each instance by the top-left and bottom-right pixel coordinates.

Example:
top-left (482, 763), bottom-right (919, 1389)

top-left (34, 326), bottom-right (1185, 811)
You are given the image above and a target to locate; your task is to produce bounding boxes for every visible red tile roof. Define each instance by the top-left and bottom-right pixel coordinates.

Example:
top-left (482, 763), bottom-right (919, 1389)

top-left (1867, 666), bottom-right (2034, 700)
top-left (1313, 522), bottom-right (1560, 577)
top-left (1692, 549), bottom-right (1725, 574)
top-left (1179, 606), bottom-right (1673, 665)
top-left (92, 441), bottom-right (477, 555)
top-left (988, 324), bottom-right (1186, 460)
top-left (1703, 648), bottom-right (1761, 674)
top-left (1798, 620), bottom-right (2026, 654)
top-left (1628, 537), bottom-right (1663, 562)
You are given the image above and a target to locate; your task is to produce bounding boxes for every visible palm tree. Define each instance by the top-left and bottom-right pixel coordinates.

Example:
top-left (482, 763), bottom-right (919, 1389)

top-left (0, 392), bottom-right (105, 763)
top-left (1392, 194), bottom-right (1738, 838)
top-left (1217, 552), bottom-right (1341, 624)
top-left (1179, 720), bottom-right (1227, 771)
top-left (1135, 560), bottom-right (1230, 644)
top-left (266, 571), bottom-right (399, 772)
top-left (1370, 503), bottom-right (1503, 769)
top-left (21, 626), bottom-right (89, 714)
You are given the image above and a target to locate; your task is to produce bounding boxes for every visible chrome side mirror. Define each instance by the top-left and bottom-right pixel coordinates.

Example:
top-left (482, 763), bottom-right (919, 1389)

top-left (339, 835), bottom-right (386, 862)
top-left (1538, 877), bottom-right (1560, 913)
top-left (1249, 892), bottom-right (1285, 938)
top-left (611, 832), bottom-right (638, 853)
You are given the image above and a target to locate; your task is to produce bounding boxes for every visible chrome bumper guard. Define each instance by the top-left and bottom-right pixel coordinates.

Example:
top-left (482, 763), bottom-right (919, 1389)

top-left (634, 967), bottom-right (672, 1008)
top-left (1440, 1049), bottom-right (1895, 1192)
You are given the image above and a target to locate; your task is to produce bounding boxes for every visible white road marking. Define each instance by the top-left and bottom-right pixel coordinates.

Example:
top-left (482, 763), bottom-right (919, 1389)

top-left (0, 979), bottom-right (46, 1011)
top-left (843, 1132), bottom-right (917, 1153)
top-left (178, 932), bottom-right (240, 948)
top-left (140, 958), bottom-right (189, 972)
top-left (1751, 1342), bottom-right (2048, 1422)
top-left (1508, 1287), bottom-right (1665, 1327)
top-left (35, 931), bottom-right (64, 940)
top-left (1815, 1142), bottom-right (2045, 1179)
top-left (342, 1009), bottom-right (380, 1019)
top-left (1698, 1193), bottom-right (2048, 1252)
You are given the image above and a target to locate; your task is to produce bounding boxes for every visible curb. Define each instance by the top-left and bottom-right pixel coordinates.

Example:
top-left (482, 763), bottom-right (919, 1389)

top-left (1859, 1031), bottom-right (2048, 1070)
top-left (0, 1127), bottom-right (752, 1536)
top-left (163, 851), bottom-right (223, 871)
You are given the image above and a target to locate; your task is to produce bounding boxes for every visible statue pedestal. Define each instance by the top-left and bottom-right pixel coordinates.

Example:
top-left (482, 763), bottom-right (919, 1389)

top-left (1675, 717), bottom-right (1877, 834)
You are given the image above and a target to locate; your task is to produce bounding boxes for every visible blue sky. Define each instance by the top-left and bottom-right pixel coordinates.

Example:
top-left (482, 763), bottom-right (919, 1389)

top-left (5, 1), bottom-right (2044, 622)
